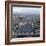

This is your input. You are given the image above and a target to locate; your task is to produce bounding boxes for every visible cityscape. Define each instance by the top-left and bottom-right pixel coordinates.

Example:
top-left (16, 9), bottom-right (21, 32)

top-left (11, 7), bottom-right (40, 38)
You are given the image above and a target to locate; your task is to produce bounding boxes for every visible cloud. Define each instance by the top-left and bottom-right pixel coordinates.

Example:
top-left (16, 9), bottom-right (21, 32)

top-left (13, 7), bottom-right (40, 16)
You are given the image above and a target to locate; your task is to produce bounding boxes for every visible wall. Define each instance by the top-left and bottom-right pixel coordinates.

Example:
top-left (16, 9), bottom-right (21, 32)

top-left (0, 0), bottom-right (46, 46)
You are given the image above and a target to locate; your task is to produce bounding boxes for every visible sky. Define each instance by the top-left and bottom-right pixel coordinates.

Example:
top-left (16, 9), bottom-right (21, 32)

top-left (12, 7), bottom-right (40, 16)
